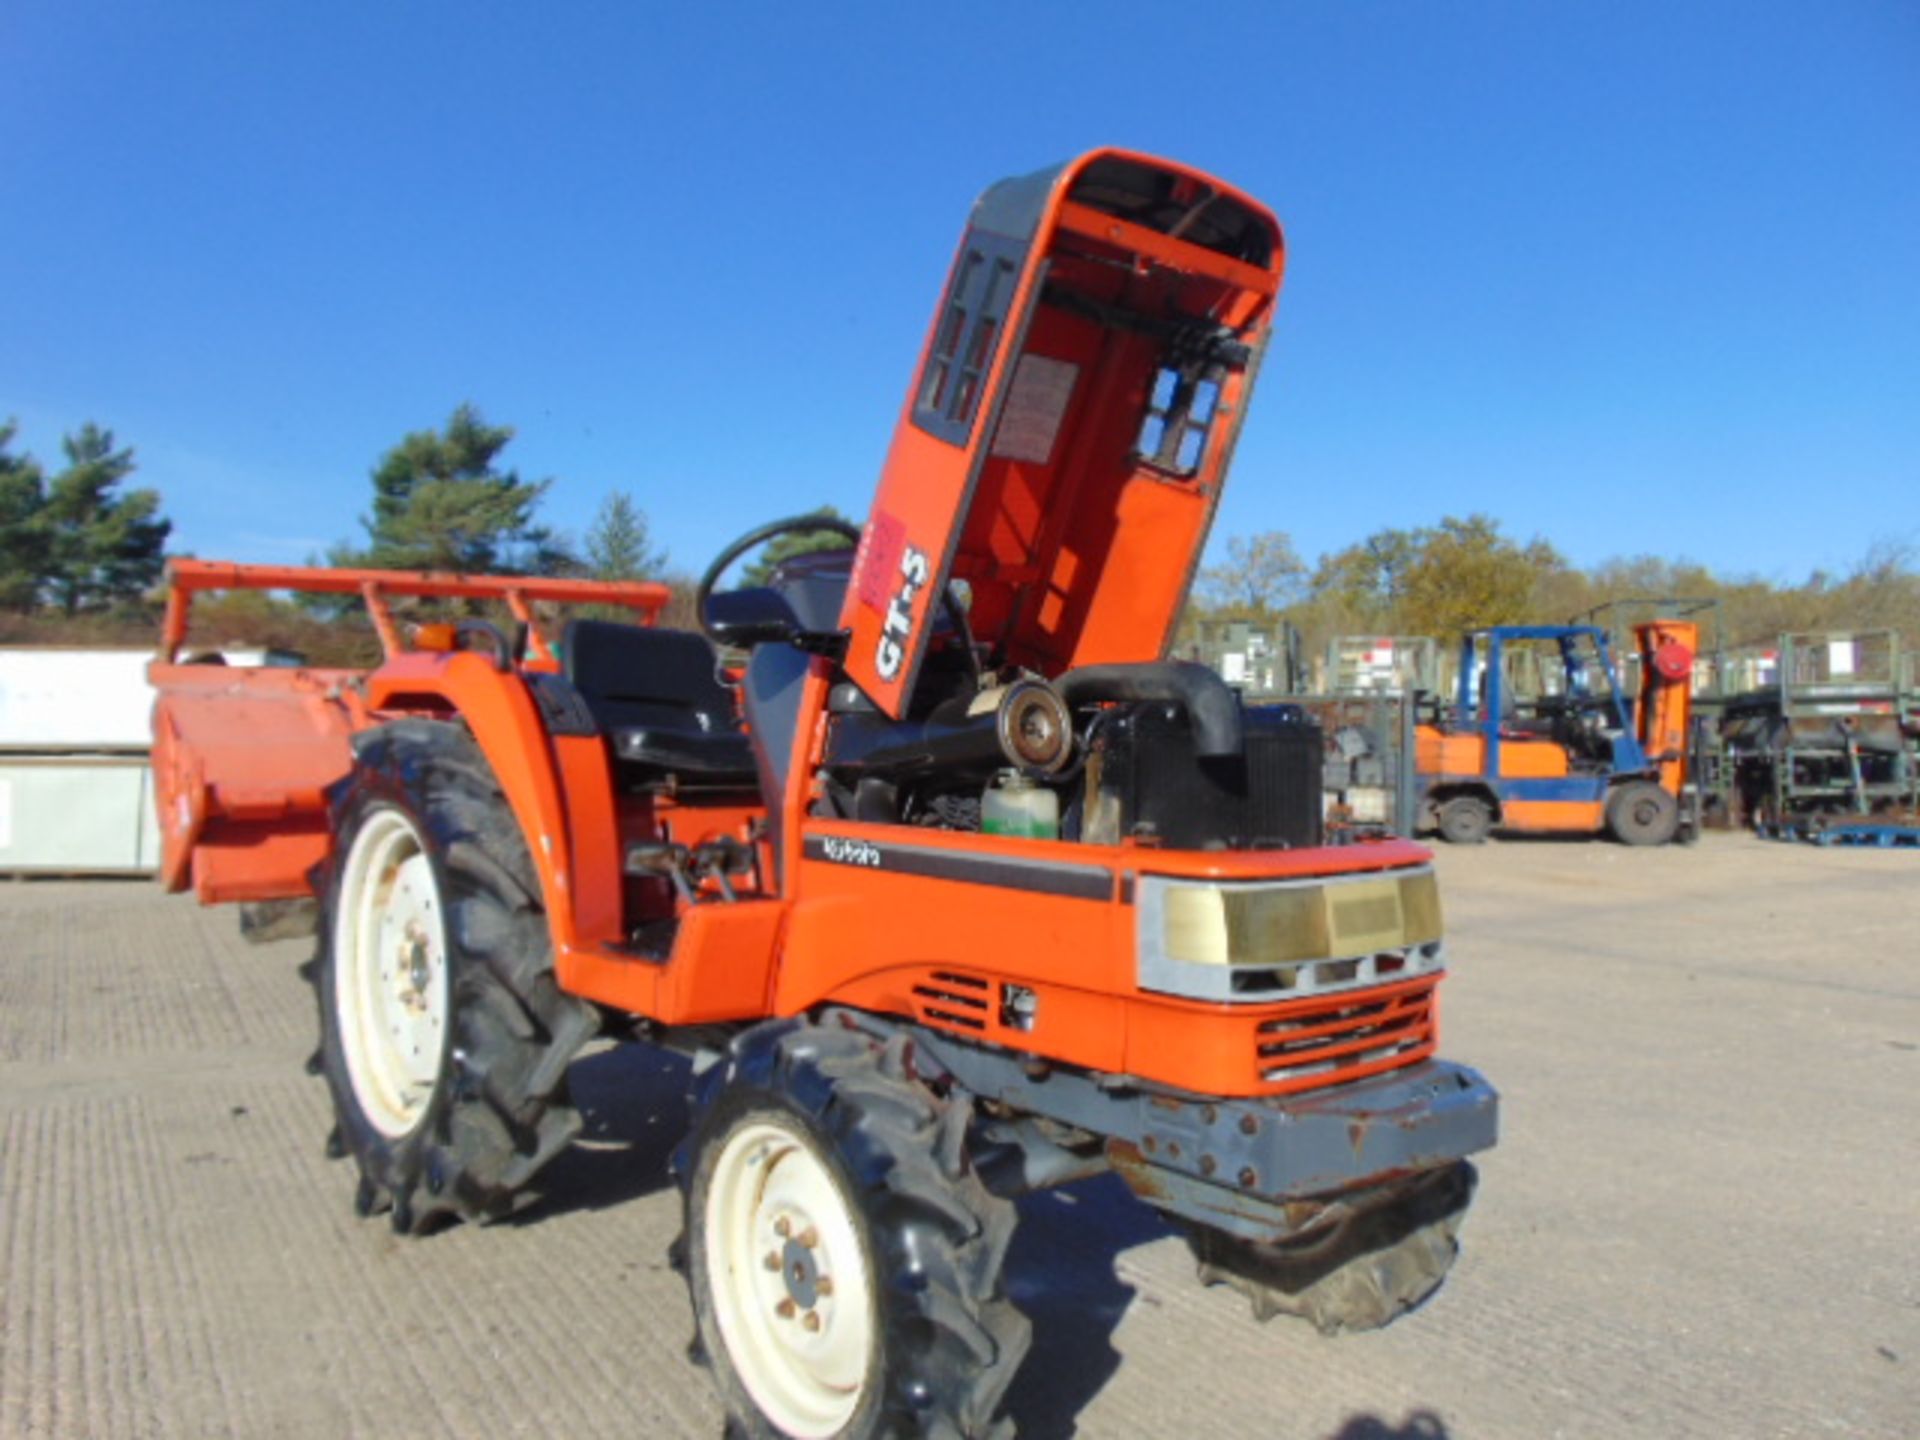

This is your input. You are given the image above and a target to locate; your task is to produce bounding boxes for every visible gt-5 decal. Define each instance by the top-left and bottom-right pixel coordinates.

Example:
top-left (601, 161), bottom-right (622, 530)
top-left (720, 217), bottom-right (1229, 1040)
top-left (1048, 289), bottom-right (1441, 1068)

top-left (875, 543), bottom-right (931, 682)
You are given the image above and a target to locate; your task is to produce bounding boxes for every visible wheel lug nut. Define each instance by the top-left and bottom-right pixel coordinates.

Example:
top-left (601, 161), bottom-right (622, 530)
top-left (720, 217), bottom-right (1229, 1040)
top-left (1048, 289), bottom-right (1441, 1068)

top-left (815, 1276), bottom-right (833, 1297)
top-left (795, 1226), bottom-right (818, 1250)
top-left (802, 1312), bottom-right (821, 1333)
top-left (763, 1251), bottom-right (781, 1272)
top-left (773, 1216), bottom-right (791, 1238)
top-left (776, 1299), bottom-right (797, 1319)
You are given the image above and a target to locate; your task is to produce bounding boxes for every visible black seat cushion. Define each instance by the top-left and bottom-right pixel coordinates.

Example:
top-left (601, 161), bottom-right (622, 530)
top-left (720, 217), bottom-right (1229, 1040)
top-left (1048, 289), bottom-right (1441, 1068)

top-left (609, 719), bottom-right (756, 777)
top-left (562, 620), bottom-right (757, 783)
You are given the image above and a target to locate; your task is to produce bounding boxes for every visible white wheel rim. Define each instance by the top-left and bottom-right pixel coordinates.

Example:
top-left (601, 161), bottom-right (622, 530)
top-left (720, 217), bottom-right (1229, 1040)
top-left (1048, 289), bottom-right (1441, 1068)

top-left (334, 807), bottom-right (449, 1139)
top-left (704, 1118), bottom-right (875, 1438)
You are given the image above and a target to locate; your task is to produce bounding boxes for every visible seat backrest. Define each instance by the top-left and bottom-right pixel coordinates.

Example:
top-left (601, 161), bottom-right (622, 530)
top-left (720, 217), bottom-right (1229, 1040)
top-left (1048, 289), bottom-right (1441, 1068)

top-left (562, 620), bottom-right (737, 733)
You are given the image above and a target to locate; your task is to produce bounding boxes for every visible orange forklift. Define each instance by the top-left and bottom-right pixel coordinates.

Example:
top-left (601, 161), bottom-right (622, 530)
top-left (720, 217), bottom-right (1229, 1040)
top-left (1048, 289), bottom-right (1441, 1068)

top-left (1417, 620), bottom-right (1700, 844)
top-left (151, 149), bottom-right (1497, 1438)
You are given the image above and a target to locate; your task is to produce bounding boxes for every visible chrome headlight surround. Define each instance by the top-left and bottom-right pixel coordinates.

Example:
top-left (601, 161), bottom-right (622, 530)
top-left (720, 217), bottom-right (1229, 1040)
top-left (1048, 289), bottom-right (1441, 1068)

top-left (1136, 867), bottom-right (1445, 1004)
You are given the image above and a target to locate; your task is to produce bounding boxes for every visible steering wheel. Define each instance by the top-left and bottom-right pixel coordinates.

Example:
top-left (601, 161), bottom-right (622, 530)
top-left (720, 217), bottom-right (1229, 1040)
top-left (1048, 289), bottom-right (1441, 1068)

top-left (695, 513), bottom-right (864, 642)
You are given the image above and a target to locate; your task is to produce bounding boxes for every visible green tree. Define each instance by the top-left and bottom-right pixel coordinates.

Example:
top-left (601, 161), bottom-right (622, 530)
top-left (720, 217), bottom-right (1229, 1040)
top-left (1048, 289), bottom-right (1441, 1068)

top-left (741, 506), bottom-right (857, 585)
top-left (1832, 538), bottom-right (1920, 635)
top-left (340, 404), bottom-right (567, 574)
top-left (1196, 530), bottom-right (1307, 615)
top-left (1300, 515), bottom-right (1561, 641)
top-left (583, 490), bottom-right (668, 580)
top-left (1395, 515), bottom-right (1563, 638)
top-left (0, 421), bottom-right (49, 612)
top-left (1309, 526), bottom-right (1423, 627)
top-left (39, 424), bottom-right (171, 614)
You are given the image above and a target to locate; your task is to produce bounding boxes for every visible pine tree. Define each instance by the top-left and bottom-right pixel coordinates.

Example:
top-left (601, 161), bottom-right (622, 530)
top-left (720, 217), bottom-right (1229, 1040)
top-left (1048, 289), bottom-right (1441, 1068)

top-left (583, 491), bottom-right (667, 580)
top-left (0, 421), bottom-right (49, 612)
top-left (741, 506), bottom-right (857, 585)
top-left (340, 404), bottom-right (567, 574)
top-left (40, 424), bottom-right (170, 614)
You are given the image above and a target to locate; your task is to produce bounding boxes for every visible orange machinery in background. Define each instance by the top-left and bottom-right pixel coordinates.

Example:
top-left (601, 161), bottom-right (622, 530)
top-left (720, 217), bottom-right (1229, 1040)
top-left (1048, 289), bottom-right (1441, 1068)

top-left (1415, 619), bottom-right (1700, 844)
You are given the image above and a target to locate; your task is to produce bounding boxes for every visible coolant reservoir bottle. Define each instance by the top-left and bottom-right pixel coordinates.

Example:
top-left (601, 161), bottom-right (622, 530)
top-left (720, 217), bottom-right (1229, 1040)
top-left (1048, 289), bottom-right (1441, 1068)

top-left (982, 771), bottom-right (1059, 840)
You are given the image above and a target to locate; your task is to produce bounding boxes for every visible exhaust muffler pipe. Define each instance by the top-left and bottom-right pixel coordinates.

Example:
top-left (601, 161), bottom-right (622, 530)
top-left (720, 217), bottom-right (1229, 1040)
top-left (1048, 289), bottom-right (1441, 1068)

top-left (826, 678), bottom-right (1073, 781)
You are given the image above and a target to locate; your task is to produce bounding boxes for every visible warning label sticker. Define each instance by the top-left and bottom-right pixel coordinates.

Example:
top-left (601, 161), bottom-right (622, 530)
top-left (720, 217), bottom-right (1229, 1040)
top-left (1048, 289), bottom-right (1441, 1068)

top-left (855, 510), bottom-right (907, 614)
top-left (990, 354), bottom-right (1078, 465)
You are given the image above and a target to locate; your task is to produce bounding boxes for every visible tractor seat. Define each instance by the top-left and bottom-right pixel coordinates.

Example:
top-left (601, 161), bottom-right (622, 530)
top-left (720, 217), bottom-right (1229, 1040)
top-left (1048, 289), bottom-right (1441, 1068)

top-left (562, 620), bottom-right (758, 786)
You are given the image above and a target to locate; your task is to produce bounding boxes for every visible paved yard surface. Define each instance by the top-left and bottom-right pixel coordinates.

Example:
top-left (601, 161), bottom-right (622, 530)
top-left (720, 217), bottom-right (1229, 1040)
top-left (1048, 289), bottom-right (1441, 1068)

top-left (2, 833), bottom-right (1916, 1439)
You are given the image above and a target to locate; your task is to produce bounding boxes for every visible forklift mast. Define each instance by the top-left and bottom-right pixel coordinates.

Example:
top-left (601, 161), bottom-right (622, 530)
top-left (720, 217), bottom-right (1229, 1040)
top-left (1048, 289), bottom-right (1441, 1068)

top-left (1635, 619), bottom-right (1698, 793)
top-left (1452, 625), bottom-right (1648, 776)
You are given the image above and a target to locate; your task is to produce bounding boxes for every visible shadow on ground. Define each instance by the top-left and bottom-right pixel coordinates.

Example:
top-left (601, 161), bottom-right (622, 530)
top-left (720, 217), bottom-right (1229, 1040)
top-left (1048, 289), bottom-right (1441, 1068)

top-left (1000, 1171), bottom-right (1171, 1439)
top-left (1324, 1411), bottom-right (1452, 1440)
top-left (511, 1041), bottom-right (692, 1225)
top-left (1482, 830), bottom-right (1623, 845)
top-left (505, 1048), bottom-right (1431, 1440)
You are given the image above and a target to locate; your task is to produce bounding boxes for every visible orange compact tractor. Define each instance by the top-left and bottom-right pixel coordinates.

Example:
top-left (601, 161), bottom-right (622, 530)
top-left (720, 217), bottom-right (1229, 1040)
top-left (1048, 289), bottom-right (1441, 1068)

top-left (152, 149), bottom-right (1497, 1438)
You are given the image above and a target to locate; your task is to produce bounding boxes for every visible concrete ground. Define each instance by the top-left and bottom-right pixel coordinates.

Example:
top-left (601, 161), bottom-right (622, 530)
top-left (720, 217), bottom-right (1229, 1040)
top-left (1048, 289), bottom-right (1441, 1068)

top-left (2, 832), bottom-right (1915, 1439)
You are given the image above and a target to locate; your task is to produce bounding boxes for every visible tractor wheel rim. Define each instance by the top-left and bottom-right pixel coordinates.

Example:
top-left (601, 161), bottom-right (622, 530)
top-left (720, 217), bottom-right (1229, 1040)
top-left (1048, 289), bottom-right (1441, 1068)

top-left (705, 1119), bottom-right (874, 1438)
top-left (335, 808), bottom-right (448, 1138)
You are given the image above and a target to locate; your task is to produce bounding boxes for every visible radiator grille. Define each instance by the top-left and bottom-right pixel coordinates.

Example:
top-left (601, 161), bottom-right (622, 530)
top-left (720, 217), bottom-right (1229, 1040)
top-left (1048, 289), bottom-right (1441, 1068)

top-left (1253, 974), bottom-right (1437, 1094)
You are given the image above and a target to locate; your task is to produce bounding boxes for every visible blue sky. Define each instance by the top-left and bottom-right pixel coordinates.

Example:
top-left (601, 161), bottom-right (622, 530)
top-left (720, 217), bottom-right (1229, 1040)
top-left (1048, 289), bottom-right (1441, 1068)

top-left (3, 2), bottom-right (1915, 586)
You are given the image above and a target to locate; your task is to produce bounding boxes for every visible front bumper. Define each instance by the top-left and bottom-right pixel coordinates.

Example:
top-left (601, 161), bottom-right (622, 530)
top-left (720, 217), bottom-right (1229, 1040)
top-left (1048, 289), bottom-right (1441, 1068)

top-left (1124, 1059), bottom-right (1498, 1204)
top-left (909, 1016), bottom-right (1498, 1212)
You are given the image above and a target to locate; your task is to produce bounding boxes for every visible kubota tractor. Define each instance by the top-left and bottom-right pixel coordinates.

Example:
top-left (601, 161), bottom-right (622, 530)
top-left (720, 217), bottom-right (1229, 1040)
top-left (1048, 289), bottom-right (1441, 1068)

top-left (150, 148), bottom-right (1498, 1438)
top-left (1416, 621), bottom-right (1700, 845)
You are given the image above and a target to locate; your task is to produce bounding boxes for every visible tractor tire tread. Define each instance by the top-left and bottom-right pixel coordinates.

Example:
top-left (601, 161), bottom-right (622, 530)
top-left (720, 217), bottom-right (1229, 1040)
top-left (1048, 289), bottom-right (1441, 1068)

top-left (313, 719), bottom-right (597, 1234)
top-left (679, 1018), bottom-right (1030, 1438)
top-left (1191, 1160), bottom-right (1475, 1337)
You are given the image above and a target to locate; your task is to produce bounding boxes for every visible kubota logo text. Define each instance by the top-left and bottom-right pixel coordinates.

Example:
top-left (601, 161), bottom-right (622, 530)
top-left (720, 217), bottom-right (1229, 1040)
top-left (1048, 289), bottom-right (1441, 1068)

top-left (820, 837), bottom-right (882, 868)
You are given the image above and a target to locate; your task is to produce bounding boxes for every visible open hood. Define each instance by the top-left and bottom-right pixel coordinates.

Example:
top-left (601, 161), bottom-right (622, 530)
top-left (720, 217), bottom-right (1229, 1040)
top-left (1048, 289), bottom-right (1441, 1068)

top-left (839, 148), bottom-right (1287, 718)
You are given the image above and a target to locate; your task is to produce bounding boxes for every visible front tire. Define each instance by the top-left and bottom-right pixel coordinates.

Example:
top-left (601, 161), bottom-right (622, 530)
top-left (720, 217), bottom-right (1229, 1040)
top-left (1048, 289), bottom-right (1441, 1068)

top-left (680, 1020), bottom-right (1029, 1438)
top-left (1190, 1161), bottom-right (1476, 1336)
top-left (313, 719), bottom-right (598, 1233)
top-left (1607, 780), bottom-right (1679, 846)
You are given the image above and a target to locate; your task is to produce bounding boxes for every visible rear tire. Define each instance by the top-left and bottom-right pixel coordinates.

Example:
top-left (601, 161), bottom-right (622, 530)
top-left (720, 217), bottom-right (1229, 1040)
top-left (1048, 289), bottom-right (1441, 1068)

top-left (1436, 795), bottom-right (1493, 845)
top-left (679, 1019), bottom-right (1029, 1438)
top-left (1607, 780), bottom-right (1679, 846)
top-left (312, 719), bottom-right (598, 1233)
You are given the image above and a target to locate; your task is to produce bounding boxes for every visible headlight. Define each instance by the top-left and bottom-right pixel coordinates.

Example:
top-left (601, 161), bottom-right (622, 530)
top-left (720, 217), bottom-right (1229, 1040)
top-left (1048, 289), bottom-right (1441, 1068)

top-left (1138, 868), bottom-right (1444, 1003)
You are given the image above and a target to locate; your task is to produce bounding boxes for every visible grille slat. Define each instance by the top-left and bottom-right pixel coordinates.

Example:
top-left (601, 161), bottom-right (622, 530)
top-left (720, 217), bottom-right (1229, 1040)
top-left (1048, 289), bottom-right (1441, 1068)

top-left (1258, 1008), bottom-right (1425, 1065)
top-left (911, 970), bottom-right (991, 1035)
top-left (1251, 974), bottom-right (1439, 1093)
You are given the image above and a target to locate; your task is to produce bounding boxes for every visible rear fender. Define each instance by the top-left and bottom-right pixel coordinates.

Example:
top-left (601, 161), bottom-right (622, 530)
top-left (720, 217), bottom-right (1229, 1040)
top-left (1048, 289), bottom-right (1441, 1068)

top-left (362, 652), bottom-right (621, 951)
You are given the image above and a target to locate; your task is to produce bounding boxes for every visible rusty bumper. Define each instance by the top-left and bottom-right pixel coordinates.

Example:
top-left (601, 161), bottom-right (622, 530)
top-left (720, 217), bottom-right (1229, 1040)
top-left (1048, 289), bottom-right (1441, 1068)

top-left (1116, 1060), bottom-right (1497, 1206)
top-left (900, 1008), bottom-right (1497, 1221)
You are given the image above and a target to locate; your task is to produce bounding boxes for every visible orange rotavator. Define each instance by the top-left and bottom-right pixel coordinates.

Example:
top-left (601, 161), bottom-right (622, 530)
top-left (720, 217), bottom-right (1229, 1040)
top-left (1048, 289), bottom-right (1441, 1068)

top-left (152, 149), bottom-right (1497, 1439)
